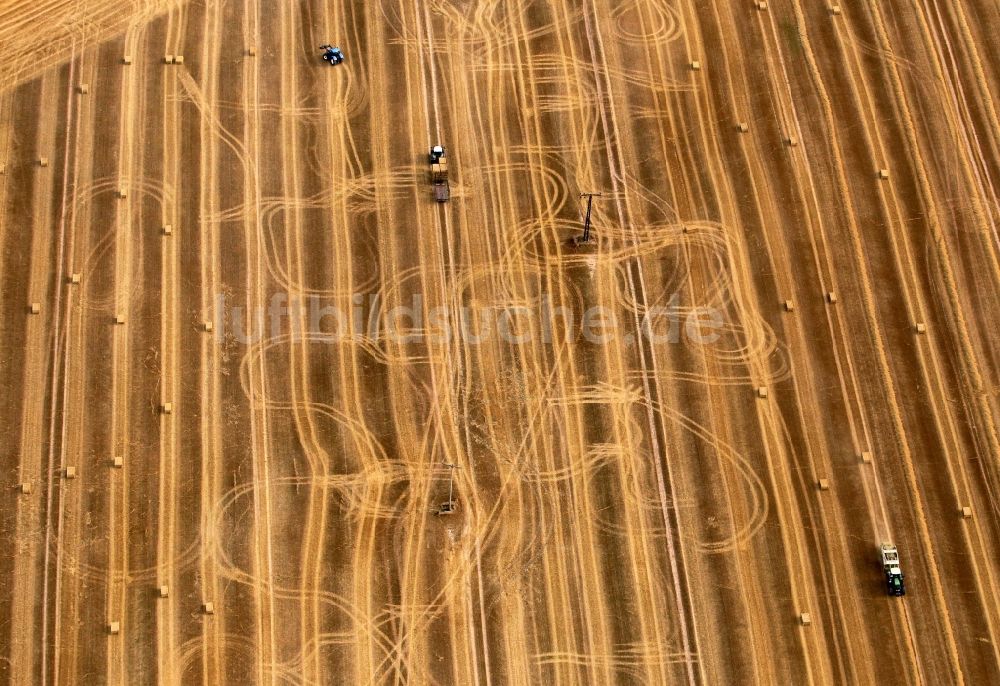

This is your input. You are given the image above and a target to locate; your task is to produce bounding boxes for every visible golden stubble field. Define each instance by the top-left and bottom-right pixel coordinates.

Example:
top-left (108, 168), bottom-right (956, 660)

top-left (1, 0), bottom-right (1000, 683)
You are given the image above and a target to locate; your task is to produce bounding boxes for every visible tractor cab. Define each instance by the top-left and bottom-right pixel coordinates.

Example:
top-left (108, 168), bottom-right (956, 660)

top-left (429, 145), bottom-right (445, 164)
top-left (886, 568), bottom-right (905, 596)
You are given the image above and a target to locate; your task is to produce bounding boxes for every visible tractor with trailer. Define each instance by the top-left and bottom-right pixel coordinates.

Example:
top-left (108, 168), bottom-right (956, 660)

top-left (429, 145), bottom-right (450, 202)
top-left (881, 543), bottom-right (905, 596)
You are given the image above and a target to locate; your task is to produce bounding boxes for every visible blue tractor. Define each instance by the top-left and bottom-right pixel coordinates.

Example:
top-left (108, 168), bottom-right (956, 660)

top-left (320, 45), bottom-right (344, 65)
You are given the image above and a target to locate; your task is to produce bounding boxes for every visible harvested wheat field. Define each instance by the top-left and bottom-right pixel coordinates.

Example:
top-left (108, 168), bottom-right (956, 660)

top-left (2, 0), bottom-right (1000, 683)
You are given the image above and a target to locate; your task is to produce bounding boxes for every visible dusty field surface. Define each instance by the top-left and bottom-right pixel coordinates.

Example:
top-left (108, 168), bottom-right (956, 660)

top-left (2, 0), bottom-right (1000, 683)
